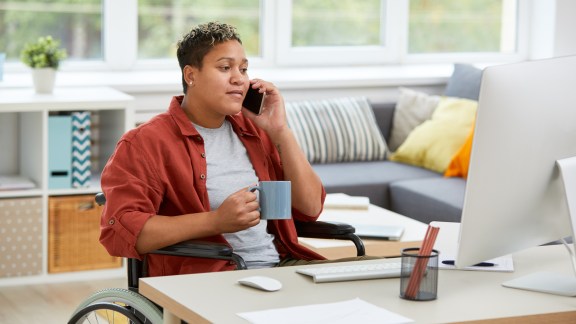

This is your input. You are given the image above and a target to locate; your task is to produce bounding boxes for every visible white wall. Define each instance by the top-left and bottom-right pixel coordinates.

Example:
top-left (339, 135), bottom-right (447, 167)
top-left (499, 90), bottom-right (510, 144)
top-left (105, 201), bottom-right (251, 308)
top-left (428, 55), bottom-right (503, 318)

top-left (553, 0), bottom-right (576, 56)
top-left (530, 0), bottom-right (576, 59)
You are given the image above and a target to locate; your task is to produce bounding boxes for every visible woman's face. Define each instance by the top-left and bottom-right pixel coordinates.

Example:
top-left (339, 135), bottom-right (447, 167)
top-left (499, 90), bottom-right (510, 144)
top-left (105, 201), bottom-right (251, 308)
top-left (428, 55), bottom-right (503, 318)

top-left (187, 40), bottom-right (250, 123)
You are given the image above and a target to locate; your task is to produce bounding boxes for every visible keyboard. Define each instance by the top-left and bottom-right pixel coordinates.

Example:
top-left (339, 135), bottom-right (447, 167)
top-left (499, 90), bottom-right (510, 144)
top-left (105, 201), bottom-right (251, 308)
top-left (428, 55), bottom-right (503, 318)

top-left (296, 260), bottom-right (402, 283)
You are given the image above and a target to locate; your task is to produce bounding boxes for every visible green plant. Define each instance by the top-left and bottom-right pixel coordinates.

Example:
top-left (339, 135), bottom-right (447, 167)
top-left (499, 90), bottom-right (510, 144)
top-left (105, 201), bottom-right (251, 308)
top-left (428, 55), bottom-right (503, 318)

top-left (20, 36), bottom-right (67, 69)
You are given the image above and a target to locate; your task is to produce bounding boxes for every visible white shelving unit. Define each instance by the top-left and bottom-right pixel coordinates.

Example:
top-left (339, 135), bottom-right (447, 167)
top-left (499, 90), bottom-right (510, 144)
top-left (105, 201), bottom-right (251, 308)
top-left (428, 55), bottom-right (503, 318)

top-left (0, 87), bottom-right (134, 285)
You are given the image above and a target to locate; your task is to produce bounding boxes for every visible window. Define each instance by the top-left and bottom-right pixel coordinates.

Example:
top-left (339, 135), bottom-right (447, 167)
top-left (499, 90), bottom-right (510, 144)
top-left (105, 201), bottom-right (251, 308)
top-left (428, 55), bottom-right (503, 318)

top-left (291, 0), bottom-right (381, 47)
top-left (137, 0), bottom-right (261, 59)
top-left (408, 0), bottom-right (518, 54)
top-left (0, 0), bottom-right (528, 72)
top-left (276, 0), bottom-right (401, 66)
top-left (277, 0), bottom-right (524, 66)
top-left (0, 0), bottom-right (103, 62)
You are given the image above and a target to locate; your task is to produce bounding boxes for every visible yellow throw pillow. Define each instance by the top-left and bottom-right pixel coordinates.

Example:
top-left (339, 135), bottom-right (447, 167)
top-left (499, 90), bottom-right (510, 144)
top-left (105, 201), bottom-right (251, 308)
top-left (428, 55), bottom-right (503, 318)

top-left (390, 97), bottom-right (477, 173)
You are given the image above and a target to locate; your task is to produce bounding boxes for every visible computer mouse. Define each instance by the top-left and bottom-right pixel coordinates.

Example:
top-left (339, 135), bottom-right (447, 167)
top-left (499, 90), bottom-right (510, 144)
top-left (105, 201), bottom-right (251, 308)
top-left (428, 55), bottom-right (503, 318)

top-left (238, 275), bottom-right (282, 292)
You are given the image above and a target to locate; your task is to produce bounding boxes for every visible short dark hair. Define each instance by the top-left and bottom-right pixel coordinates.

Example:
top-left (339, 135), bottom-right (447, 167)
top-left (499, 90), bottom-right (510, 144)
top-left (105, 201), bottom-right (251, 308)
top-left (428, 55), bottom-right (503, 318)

top-left (176, 22), bottom-right (242, 93)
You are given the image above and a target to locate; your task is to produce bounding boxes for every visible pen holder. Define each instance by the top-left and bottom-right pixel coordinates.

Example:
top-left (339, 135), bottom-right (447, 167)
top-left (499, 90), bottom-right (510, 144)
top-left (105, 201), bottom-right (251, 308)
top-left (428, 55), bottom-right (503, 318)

top-left (399, 247), bottom-right (439, 301)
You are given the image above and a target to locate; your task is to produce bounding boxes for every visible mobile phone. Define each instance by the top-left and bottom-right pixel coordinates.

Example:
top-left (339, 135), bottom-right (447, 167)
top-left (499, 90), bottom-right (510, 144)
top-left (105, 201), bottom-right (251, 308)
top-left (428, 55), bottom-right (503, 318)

top-left (242, 86), bottom-right (266, 115)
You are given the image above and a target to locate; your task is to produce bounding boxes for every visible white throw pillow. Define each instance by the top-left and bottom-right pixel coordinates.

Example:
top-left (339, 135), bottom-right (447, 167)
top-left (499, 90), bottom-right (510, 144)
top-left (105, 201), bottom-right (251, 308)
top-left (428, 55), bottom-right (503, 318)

top-left (286, 97), bottom-right (387, 164)
top-left (388, 88), bottom-right (440, 152)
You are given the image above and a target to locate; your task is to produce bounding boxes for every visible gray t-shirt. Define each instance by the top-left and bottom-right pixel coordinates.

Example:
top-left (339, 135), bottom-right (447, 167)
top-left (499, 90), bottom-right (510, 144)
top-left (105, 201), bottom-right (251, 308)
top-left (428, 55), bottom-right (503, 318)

top-left (193, 120), bottom-right (280, 268)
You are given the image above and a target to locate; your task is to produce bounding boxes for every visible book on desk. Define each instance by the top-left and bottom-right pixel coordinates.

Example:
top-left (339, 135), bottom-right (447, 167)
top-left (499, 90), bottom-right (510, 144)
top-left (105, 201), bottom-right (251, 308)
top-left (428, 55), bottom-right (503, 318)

top-left (323, 193), bottom-right (370, 210)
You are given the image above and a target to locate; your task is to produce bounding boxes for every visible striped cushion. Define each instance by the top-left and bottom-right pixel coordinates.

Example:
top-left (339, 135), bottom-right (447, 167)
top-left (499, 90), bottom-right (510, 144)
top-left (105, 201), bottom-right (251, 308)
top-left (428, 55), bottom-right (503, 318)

top-left (286, 97), bottom-right (387, 164)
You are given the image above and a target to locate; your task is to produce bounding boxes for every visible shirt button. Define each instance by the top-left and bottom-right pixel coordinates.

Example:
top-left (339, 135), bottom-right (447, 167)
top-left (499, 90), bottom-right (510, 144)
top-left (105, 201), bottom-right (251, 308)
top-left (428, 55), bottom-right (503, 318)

top-left (108, 219), bottom-right (115, 225)
top-left (200, 174), bottom-right (206, 179)
top-left (195, 136), bottom-right (202, 142)
top-left (201, 153), bottom-right (206, 158)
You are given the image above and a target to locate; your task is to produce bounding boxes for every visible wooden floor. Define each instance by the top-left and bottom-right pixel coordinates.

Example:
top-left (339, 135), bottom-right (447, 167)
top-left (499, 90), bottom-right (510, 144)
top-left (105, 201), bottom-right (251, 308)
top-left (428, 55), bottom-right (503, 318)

top-left (0, 277), bottom-right (126, 324)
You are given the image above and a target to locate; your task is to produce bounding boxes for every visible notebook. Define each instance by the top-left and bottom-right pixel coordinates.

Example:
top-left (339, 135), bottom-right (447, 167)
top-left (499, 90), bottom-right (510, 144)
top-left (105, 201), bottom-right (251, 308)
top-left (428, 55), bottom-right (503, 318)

top-left (324, 194), bottom-right (370, 210)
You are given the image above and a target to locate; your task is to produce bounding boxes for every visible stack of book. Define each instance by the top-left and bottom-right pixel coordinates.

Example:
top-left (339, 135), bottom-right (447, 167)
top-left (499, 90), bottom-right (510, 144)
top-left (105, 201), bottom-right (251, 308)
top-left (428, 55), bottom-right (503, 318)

top-left (0, 175), bottom-right (36, 191)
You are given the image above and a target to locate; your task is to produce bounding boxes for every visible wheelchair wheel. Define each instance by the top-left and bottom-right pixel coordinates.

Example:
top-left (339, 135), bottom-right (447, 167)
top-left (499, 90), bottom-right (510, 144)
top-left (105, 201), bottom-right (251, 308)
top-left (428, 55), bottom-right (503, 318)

top-left (68, 287), bottom-right (163, 324)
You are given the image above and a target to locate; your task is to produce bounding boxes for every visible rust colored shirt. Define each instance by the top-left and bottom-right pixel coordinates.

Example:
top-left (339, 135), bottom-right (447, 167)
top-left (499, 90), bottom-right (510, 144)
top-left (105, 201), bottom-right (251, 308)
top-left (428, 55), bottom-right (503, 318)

top-left (99, 96), bottom-right (326, 276)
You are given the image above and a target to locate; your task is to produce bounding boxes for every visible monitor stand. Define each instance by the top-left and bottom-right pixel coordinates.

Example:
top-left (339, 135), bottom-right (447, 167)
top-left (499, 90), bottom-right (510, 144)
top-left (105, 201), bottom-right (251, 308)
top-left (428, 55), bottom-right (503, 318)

top-left (502, 271), bottom-right (576, 296)
top-left (501, 156), bottom-right (576, 296)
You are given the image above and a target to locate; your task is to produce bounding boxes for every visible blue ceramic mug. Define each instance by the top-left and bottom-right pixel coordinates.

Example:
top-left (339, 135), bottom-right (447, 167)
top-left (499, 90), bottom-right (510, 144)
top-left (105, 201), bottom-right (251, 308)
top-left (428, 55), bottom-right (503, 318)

top-left (248, 181), bottom-right (292, 220)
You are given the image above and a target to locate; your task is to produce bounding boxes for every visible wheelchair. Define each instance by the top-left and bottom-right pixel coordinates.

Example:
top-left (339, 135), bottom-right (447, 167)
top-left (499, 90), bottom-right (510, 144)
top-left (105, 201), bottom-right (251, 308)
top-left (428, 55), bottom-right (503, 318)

top-left (67, 193), bottom-right (365, 323)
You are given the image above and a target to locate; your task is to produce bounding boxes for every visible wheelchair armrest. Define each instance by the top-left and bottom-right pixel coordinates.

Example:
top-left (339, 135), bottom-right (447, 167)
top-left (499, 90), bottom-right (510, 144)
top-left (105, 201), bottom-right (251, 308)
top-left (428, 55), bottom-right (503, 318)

top-left (295, 221), bottom-right (366, 256)
top-left (128, 240), bottom-right (246, 292)
top-left (151, 240), bottom-right (247, 270)
top-left (295, 220), bottom-right (354, 237)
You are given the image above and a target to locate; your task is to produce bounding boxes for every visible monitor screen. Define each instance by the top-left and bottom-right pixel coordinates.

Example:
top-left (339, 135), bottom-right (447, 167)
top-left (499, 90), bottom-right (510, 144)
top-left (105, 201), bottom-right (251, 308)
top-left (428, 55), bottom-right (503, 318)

top-left (454, 55), bottom-right (576, 294)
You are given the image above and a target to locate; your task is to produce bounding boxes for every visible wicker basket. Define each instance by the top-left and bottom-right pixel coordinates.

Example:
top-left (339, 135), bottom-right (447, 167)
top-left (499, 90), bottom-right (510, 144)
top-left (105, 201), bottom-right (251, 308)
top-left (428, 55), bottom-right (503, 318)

top-left (49, 195), bottom-right (122, 273)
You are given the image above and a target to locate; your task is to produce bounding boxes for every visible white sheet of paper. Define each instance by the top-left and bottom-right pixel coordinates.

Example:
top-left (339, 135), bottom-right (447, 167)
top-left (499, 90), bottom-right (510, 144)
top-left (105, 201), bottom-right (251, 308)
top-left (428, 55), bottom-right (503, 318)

top-left (438, 254), bottom-right (515, 272)
top-left (237, 298), bottom-right (413, 324)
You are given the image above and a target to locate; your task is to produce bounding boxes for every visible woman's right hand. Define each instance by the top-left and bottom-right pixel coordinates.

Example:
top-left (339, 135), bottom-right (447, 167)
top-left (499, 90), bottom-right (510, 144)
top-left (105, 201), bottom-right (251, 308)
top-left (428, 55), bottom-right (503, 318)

top-left (213, 187), bottom-right (261, 233)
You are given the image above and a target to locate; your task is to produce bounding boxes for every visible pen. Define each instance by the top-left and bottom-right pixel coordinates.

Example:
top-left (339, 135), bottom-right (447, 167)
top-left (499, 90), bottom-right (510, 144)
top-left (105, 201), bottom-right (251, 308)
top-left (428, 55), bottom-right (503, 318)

top-left (441, 260), bottom-right (495, 267)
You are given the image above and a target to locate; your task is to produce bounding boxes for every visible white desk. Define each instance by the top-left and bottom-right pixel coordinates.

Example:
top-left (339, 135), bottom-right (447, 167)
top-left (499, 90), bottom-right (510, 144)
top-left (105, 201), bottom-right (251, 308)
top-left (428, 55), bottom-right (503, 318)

top-left (140, 244), bottom-right (576, 323)
top-left (299, 198), bottom-right (429, 259)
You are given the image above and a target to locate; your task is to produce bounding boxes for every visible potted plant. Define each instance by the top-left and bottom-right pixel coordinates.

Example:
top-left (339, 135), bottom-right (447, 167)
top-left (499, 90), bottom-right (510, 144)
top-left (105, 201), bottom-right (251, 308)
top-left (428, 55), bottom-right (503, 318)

top-left (20, 36), bottom-right (67, 94)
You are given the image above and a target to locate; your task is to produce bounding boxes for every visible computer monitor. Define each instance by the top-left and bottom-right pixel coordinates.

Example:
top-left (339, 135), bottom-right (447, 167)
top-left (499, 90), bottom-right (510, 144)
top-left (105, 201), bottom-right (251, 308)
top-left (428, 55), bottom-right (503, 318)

top-left (454, 55), bottom-right (576, 296)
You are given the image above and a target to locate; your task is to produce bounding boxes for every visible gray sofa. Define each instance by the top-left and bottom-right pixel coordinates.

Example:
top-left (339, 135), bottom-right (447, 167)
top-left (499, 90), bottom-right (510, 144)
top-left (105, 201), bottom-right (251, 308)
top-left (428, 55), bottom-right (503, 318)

top-left (306, 64), bottom-right (484, 224)
top-left (312, 102), bottom-right (466, 224)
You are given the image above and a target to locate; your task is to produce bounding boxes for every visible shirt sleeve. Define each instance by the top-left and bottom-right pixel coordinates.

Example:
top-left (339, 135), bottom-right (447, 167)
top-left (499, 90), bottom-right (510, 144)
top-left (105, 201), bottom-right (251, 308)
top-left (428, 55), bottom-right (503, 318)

top-left (99, 138), bottom-right (163, 260)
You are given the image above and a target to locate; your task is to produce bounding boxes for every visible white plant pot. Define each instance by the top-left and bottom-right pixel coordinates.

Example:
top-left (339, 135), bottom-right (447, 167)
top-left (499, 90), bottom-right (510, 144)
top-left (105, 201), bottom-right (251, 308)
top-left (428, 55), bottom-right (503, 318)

top-left (32, 68), bottom-right (57, 94)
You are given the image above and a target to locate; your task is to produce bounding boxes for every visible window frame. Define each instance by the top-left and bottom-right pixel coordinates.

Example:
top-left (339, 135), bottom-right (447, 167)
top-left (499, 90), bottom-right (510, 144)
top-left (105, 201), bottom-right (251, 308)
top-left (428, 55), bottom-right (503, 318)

top-left (2, 0), bottom-right (533, 73)
top-left (274, 0), bottom-right (403, 66)
top-left (104, 0), bottom-right (137, 71)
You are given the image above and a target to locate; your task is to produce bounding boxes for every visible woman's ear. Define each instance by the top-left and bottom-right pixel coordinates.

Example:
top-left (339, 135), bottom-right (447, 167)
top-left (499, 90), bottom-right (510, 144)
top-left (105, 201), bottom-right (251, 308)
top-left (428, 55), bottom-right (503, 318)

top-left (183, 65), bottom-right (195, 86)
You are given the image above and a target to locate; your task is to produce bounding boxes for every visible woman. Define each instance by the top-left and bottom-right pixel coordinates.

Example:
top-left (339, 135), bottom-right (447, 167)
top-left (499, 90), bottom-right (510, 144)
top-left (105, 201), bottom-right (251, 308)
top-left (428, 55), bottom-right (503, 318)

top-left (100, 22), bottom-right (371, 277)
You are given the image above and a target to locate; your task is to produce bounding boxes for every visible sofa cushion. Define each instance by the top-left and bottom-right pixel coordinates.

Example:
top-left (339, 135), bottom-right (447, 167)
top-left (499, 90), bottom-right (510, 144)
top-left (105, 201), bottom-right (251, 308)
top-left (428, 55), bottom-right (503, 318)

top-left (390, 97), bottom-right (477, 173)
top-left (286, 97), bottom-right (387, 164)
top-left (313, 161), bottom-right (441, 208)
top-left (444, 63), bottom-right (483, 100)
top-left (388, 88), bottom-right (440, 152)
top-left (369, 102), bottom-right (396, 143)
top-left (389, 177), bottom-right (466, 224)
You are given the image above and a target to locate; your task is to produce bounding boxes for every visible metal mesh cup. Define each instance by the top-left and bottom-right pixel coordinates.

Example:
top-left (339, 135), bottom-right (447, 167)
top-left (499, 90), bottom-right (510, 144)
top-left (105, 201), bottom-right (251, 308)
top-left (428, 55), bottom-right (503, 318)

top-left (399, 247), bottom-right (439, 301)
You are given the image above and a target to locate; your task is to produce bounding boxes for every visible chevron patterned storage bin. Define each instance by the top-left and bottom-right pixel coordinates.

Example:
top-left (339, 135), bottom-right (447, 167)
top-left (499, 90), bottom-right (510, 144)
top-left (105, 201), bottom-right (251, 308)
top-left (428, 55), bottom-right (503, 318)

top-left (71, 112), bottom-right (91, 188)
